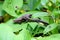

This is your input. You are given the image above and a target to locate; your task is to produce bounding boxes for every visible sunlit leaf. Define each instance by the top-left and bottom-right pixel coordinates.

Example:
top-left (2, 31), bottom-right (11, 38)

top-left (0, 24), bottom-right (15, 40)
top-left (43, 23), bottom-right (58, 34)
top-left (3, 0), bottom-right (23, 17)
top-left (28, 22), bottom-right (38, 29)
top-left (41, 0), bottom-right (48, 6)
top-left (32, 12), bottom-right (48, 18)
top-left (6, 19), bottom-right (22, 32)
top-left (38, 34), bottom-right (60, 40)
top-left (0, 1), bottom-right (5, 16)
top-left (16, 29), bottom-right (31, 40)
top-left (27, 0), bottom-right (41, 10)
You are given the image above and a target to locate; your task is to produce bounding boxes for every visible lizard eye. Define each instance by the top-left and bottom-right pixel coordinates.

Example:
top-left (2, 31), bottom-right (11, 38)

top-left (29, 14), bottom-right (32, 18)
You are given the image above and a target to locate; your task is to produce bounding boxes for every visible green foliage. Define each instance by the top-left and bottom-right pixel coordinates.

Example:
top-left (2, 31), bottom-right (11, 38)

top-left (43, 23), bottom-right (58, 34)
top-left (0, 1), bottom-right (5, 16)
top-left (3, 0), bottom-right (23, 17)
top-left (37, 34), bottom-right (60, 40)
top-left (0, 24), bottom-right (31, 40)
top-left (0, 0), bottom-right (60, 40)
top-left (6, 19), bottom-right (22, 32)
top-left (27, 0), bottom-right (41, 10)
top-left (0, 24), bottom-right (15, 40)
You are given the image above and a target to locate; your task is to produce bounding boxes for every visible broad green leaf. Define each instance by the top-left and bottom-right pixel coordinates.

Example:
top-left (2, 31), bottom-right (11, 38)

top-left (3, 0), bottom-right (18, 17)
top-left (31, 37), bottom-right (36, 40)
top-left (36, 3), bottom-right (43, 10)
top-left (3, 0), bottom-right (23, 17)
top-left (16, 29), bottom-right (31, 40)
top-left (6, 19), bottom-right (22, 32)
top-left (12, 0), bottom-right (23, 10)
top-left (43, 23), bottom-right (58, 34)
top-left (6, 19), bottom-right (28, 32)
top-left (21, 23), bottom-right (28, 29)
top-left (38, 34), bottom-right (60, 40)
top-left (18, 11), bottom-right (48, 16)
top-left (0, 24), bottom-right (31, 40)
top-left (31, 12), bottom-right (49, 23)
top-left (18, 11), bottom-right (45, 18)
top-left (41, 0), bottom-right (48, 6)
top-left (48, 34), bottom-right (60, 40)
top-left (22, 4), bottom-right (30, 11)
top-left (28, 22), bottom-right (38, 29)
top-left (0, 1), bottom-right (5, 16)
top-left (32, 12), bottom-right (48, 18)
top-left (0, 23), bottom-right (15, 40)
top-left (51, 28), bottom-right (58, 34)
top-left (27, 0), bottom-right (41, 10)
top-left (40, 16), bottom-right (49, 23)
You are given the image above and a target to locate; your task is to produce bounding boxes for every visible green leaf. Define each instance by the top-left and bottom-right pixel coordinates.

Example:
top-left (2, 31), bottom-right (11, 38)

top-left (49, 17), bottom-right (54, 24)
top-left (37, 34), bottom-right (60, 40)
top-left (0, 1), bottom-right (5, 16)
top-left (41, 0), bottom-right (48, 6)
top-left (20, 23), bottom-right (28, 29)
top-left (16, 29), bottom-right (31, 40)
top-left (40, 16), bottom-right (49, 23)
top-left (3, 0), bottom-right (23, 17)
top-left (31, 37), bottom-right (36, 40)
top-left (18, 11), bottom-right (48, 18)
top-left (32, 12), bottom-right (48, 18)
top-left (27, 0), bottom-right (41, 10)
top-left (12, 0), bottom-right (23, 10)
top-left (31, 12), bottom-right (49, 23)
top-left (6, 19), bottom-right (28, 32)
top-left (28, 22), bottom-right (38, 29)
top-left (0, 24), bottom-right (31, 40)
top-left (6, 19), bottom-right (22, 32)
top-left (52, 9), bottom-right (60, 16)
top-left (0, 23), bottom-right (15, 40)
top-left (22, 4), bottom-right (30, 11)
top-left (43, 23), bottom-right (58, 34)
